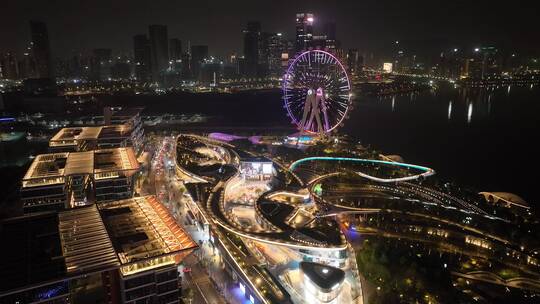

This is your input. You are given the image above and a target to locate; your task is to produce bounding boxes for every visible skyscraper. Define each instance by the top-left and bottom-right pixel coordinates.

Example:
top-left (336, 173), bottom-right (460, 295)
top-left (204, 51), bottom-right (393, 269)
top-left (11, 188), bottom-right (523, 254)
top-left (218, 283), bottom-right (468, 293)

top-left (169, 38), bottom-right (182, 72)
top-left (91, 48), bottom-right (112, 81)
top-left (0, 53), bottom-right (19, 79)
top-left (148, 24), bottom-right (169, 82)
top-left (111, 56), bottom-right (131, 80)
top-left (295, 13), bottom-right (314, 53)
top-left (133, 34), bottom-right (152, 82)
top-left (169, 39), bottom-right (182, 62)
top-left (181, 52), bottom-right (191, 79)
top-left (70, 54), bottom-right (83, 79)
top-left (29, 20), bottom-right (53, 78)
top-left (263, 33), bottom-right (286, 77)
top-left (324, 22), bottom-right (338, 52)
top-left (243, 22), bottom-right (261, 77)
top-left (347, 49), bottom-right (362, 74)
top-left (190, 45), bottom-right (208, 80)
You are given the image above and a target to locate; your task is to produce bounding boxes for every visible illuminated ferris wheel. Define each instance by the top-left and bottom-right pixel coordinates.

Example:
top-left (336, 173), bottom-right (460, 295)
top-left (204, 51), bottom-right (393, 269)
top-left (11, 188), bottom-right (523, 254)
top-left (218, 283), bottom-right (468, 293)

top-left (282, 50), bottom-right (352, 134)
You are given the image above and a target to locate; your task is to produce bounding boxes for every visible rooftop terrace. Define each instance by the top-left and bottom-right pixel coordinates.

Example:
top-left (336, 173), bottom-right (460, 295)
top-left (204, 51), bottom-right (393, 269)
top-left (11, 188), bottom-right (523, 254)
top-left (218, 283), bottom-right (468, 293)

top-left (22, 148), bottom-right (139, 188)
top-left (97, 196), bottom-right (198, 275)
top-left (49, 125), bottom-right (134, 149)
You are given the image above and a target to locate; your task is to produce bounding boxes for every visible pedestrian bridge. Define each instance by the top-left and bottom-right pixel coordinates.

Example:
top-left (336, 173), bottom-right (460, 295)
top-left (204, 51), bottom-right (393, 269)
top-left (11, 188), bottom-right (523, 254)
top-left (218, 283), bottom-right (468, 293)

top-left (289, 156), bottom-right (435, 184)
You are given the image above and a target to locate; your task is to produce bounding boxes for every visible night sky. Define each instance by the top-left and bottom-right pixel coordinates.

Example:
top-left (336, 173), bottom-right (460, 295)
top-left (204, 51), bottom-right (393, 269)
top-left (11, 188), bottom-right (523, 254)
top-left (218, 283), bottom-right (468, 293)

top-left (1, 0), bottom-right (539, 59)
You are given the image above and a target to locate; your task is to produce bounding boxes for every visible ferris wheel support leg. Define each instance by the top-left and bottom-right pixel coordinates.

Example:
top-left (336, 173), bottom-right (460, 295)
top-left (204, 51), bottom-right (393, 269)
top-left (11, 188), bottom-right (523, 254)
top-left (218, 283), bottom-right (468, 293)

top-left (306, 93), bottom-right (319, 132)
top-left (299, 99), bottom-right (311, 130)
top-left (320, 100), bottom-right (330, 132)
top-left (314, 110), bottom-right (323, 134)
top-left (307, 105), bottom-right (317, 133)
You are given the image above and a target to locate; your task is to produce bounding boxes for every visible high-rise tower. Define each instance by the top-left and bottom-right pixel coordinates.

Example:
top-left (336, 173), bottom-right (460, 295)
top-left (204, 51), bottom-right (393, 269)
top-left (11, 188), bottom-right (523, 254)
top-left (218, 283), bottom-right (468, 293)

top-left (295, 13), bottom-right (314, 53)
top-left (243, 22), bottom-right (261, 78)
top-left (148, 24), bottom-right (169, 82)
top-left (30, 20), bottom-right (53, 78)
top-left (133, 34), bottom-right (152, 82)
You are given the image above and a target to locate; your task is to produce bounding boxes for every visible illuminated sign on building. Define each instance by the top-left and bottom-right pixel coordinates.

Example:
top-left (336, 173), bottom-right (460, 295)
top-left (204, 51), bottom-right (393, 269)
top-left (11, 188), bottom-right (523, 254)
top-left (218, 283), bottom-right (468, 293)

top-left (240, 159), bottom-right (274, 181)
top-left (383, 62), bottom-right (393, 73)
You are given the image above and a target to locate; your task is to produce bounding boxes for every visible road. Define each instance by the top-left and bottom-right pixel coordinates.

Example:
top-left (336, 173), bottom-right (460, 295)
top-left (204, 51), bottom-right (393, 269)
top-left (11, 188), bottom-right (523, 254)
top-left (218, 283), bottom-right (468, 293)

top-left (184, 254), bottom-right (226, 304)
top-left (146, 135), bottom-right (257, 304)
top-left (145, 135), bottom-right (228, 304)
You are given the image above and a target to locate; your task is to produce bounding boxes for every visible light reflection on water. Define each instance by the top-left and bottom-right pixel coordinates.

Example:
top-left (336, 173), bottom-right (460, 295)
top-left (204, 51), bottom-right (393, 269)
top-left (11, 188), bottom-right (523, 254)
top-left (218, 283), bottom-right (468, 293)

top-left (344, 84), bottom-right (540, 201)
top-left (367, 84), bottom-right (538, 125)
top-left (467, 102), bottom-right (473, 124)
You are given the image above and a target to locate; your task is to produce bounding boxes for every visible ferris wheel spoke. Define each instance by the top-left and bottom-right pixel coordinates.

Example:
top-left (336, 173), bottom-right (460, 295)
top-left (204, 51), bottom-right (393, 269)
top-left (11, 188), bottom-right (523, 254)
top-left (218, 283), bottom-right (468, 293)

top-left (337, 101), bottom-right (349, 108)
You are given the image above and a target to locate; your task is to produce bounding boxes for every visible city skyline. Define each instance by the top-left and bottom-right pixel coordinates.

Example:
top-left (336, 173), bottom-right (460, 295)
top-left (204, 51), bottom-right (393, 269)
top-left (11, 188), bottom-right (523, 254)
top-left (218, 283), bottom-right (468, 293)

top-left (1, 0), bottom-right (539, 59)
top-left (2, 12), bottom-right (538, 84)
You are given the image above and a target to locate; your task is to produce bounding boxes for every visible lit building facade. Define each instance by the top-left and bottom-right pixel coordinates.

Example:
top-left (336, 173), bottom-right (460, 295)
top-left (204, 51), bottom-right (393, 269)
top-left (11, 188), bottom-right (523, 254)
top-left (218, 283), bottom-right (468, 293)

top-left (105, 107), bottom-right (145, 152)
top-left (264, 32), bottom-right (287, 77)
top-left (20, 147), bottom-right (140, 213)
top-left (324, 22), bottom-right (338, 52)
top-left (49, 124), bottom-right (141, 154)
top-left (295, 13), bottom-right (314, 53)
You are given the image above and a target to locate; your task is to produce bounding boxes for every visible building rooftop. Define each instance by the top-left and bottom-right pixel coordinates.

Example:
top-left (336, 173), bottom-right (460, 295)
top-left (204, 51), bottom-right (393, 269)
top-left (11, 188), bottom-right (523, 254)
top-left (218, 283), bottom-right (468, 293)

top-left (93, 148), bottom-right (139, 174)
top-left (258, 201), bottom-right (295, 230)
top-left (63, 151), bottom-right (94, 176)
top-left (300, 261), bottom-right (345, 291)
top-left (22, 148), bottom-right (139, 188)
top-left (0, 196), bottom-right (197, 296)
top-left (97, 196), bottom-right (198, 275)
top-left (49, 127), bottom-right (98, 148)
top-left (22, 153), bottom-right (68, 187)
top-left (49, 125), bottom-right (133, 149)
top-left (58, 205), bottom-right (119, 275)
top-left (97, 124), bottom-right (132, 139)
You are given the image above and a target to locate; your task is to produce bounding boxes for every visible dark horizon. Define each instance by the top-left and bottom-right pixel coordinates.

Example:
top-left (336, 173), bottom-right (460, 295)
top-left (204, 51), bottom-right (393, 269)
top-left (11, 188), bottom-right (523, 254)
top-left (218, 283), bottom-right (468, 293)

top-left (1, 0), bottom-right (539, 59)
